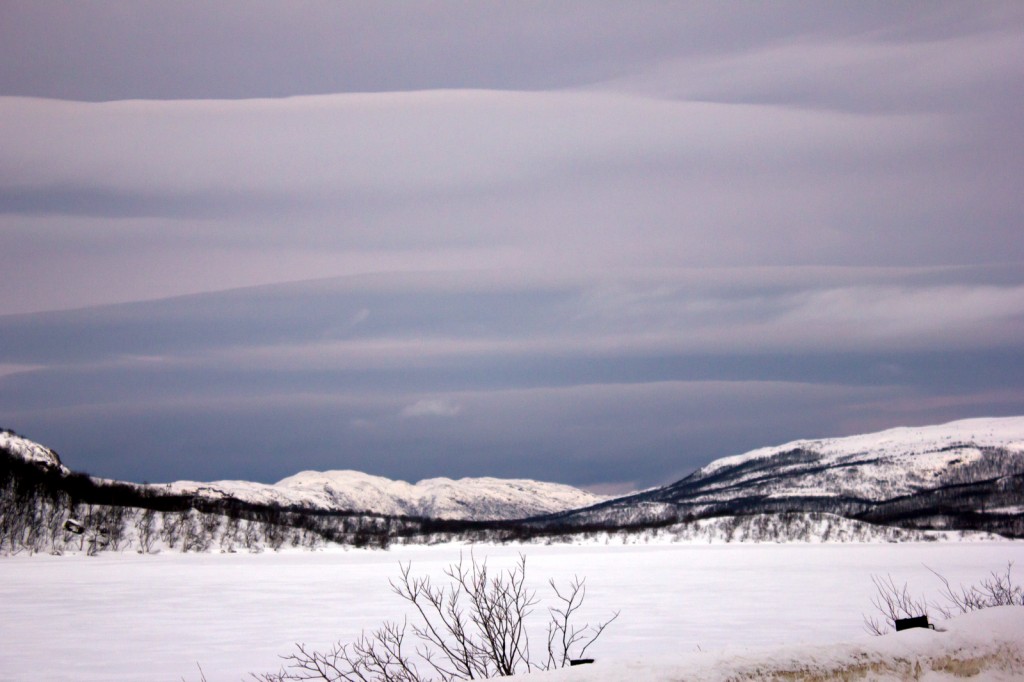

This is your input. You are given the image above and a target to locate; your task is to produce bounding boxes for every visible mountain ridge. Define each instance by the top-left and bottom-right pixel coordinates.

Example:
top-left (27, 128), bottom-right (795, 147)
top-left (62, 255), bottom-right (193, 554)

top-left (4, 416), bottom-right (1023, 536)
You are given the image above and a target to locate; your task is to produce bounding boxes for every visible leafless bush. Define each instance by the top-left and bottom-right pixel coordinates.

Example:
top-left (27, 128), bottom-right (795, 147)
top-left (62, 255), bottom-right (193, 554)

top-left (929, 562), bottom-right (1023, 616)
top-left (863, 574), bottom-right (931, 635)
top-left (101, 505), bottom-right (129, 551)
top-left (161, 510), bottom-right (185, 549)
top-left (255, 553), bottom-right (618, 681)
top-left (180, 513), bottom-right (202, 553)
top-left (242, 518), bottom-right (260, 551)
top-left (545, 574), bottom-right (616, 668)
top-left (200, 513), bottom-right (222, 547)
top-left (262, 621), bottom-right (420, 682)
top-left (135, 508), bottom-right (157, 554)
top-left (221, 515), bottom-right (241, 552)
top-left (865, 562), bottom-right (1022, 635)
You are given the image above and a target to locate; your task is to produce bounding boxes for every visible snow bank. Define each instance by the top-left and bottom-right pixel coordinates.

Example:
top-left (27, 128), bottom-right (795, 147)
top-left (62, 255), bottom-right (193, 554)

top-left (518, 606), bottom-right (1024, 681)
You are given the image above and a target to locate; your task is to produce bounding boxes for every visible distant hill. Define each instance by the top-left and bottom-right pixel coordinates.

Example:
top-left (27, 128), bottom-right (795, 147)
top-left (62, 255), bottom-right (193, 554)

top-left (161, 469), bottom-right (607, 521)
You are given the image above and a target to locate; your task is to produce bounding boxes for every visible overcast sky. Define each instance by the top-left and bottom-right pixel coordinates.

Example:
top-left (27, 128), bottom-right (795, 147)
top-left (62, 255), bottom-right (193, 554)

top-left (1, 1), bottom-right (1023, 492)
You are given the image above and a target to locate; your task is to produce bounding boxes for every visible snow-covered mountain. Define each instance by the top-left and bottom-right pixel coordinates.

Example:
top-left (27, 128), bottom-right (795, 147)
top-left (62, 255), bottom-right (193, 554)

top-left (546, 416), bottom-right (1024, 533)
top-left (163, 470), bottom-right (607, 521)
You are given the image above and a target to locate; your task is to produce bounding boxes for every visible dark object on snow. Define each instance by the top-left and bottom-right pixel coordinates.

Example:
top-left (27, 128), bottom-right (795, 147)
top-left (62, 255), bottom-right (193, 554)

top-left (569, 658), bottom-right (595, 666)
top-left (895, 616), bottom-right (934, 631)
top-left (63, 519), bottom-right (85, 535)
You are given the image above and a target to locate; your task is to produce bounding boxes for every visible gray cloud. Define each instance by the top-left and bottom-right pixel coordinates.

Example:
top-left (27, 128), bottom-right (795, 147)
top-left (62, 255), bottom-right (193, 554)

top-left (1, 2), bottom-right (1022, 488)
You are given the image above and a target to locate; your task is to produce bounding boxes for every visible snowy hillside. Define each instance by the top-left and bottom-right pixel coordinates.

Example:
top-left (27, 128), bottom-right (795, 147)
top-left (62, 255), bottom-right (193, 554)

top-left (692, 416), bottom-right (1024, 500)
top-left (0, 429), bottom-right (69, 475)
top-left (550, 416), bottom-right (1024, 534)
top-left (162, 469), bottom-right (607, 521)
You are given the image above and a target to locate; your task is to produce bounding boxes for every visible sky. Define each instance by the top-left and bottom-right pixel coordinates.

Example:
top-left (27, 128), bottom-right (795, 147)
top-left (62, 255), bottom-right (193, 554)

top-left (1, 1), bottom-right (1023, 492)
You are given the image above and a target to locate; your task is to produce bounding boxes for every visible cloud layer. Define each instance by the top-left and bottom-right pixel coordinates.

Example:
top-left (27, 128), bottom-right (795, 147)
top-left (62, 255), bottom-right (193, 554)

top-left (1, 2), bottom-right (1022, 488)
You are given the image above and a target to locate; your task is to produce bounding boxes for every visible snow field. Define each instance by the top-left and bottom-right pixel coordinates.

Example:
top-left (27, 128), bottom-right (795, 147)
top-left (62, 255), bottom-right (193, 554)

top-left (1, 541), bottom-right (1022, 681)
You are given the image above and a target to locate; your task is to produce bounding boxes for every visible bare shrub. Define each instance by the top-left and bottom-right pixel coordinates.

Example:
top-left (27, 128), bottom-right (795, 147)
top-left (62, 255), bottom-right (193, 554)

top-left (135, 508), bottom-right (157, 554)
top-left (179, 513), bottom-right (201, 553)
top-left (544, 574), bottom-right (616, 669)
top-left (255, 553), bottom-right (618, 681)
top-left (865, 562), bottom-right (1023, 635)
top-left (262, 621), bottom-right (420, 682)
top-left (161, 510), bottom-right (185, 549)
top-left (102, 505), bottom-right (129, 551)
top-left (200, 513), bottom-right (222, 548)
top-left (221, 515), bottom-right (241, 552)
top-left (863, 574), bottom-right (930, 635)
top-left (930, 562), bottom-right (1023, 616)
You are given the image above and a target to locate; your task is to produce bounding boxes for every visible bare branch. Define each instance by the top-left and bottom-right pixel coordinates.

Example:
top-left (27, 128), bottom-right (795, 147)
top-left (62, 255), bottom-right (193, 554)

top-left (257, 553), bottom-right (618, 680)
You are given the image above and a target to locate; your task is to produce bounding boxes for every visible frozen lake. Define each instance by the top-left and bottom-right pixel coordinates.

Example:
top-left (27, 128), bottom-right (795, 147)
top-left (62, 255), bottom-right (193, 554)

top-left (2, 541), bottom-right (1022, 681)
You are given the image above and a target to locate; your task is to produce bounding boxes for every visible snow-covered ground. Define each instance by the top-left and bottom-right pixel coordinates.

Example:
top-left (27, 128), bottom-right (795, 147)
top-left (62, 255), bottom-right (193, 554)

top-left (523, 606), bottom-right (1024, 681)
top-left (1, 541), bottom-right (1023, 681)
